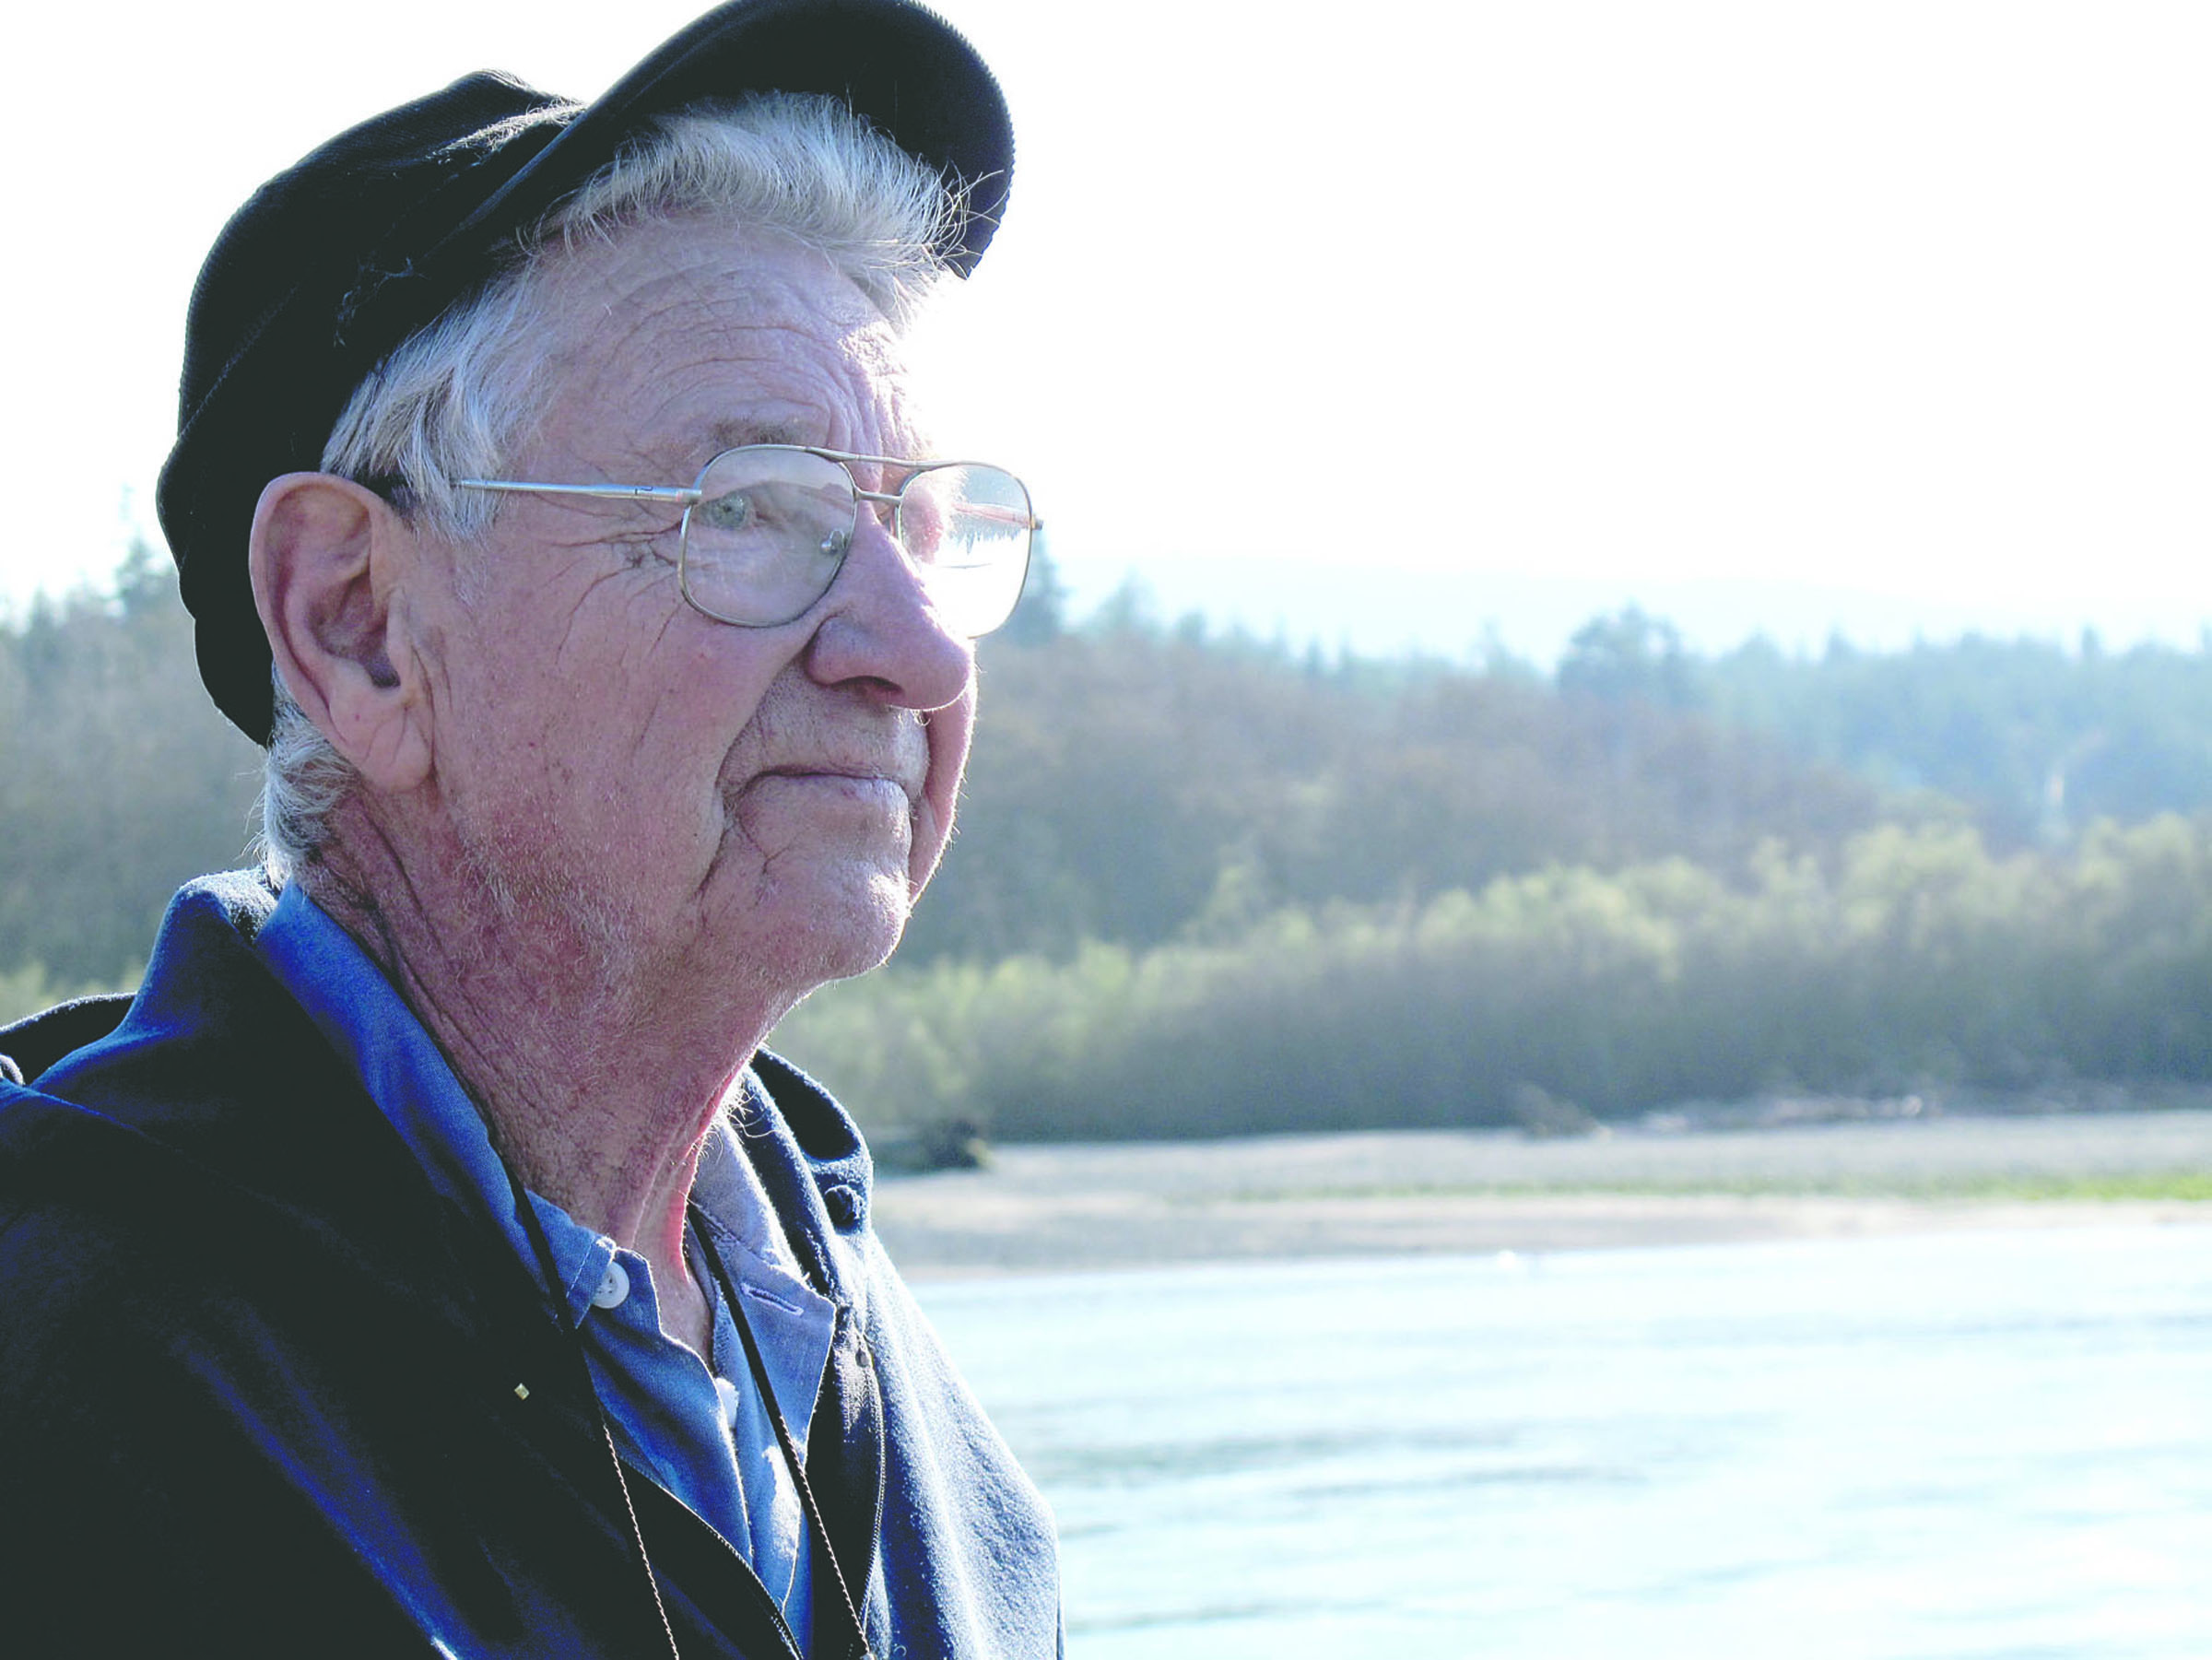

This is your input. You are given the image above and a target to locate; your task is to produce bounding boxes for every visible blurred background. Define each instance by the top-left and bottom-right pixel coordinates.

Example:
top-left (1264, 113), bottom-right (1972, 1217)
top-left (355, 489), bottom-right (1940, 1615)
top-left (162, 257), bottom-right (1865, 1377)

top-left (5, 3), bottom-right (2210, 1654)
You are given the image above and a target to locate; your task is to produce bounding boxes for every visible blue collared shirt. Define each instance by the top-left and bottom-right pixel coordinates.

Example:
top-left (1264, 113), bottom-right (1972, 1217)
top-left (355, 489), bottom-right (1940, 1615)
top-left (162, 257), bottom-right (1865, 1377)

top-left (256, 884), bottom-right (832, 1642)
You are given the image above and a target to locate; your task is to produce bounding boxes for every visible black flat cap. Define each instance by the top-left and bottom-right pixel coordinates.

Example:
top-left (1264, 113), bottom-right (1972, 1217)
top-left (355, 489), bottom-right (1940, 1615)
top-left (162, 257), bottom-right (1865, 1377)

top-left (159, 0), bottom-right (1013, 744)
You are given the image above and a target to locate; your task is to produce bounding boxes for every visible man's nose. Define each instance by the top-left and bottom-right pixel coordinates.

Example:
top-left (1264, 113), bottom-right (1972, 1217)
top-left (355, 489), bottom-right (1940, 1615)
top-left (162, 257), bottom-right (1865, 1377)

top-left (800, 510), bottom-right (973, 710)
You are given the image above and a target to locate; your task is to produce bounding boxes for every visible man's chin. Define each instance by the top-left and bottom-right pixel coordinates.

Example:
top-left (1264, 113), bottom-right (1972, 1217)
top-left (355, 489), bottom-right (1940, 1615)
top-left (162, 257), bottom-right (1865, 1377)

top-left (748, 872), bottom-right (914, 991)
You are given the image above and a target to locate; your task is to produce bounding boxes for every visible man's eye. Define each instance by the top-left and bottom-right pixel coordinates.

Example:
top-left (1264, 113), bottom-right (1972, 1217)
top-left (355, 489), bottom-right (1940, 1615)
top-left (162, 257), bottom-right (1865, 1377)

top-left (693, 490), bottom-right (761, 534)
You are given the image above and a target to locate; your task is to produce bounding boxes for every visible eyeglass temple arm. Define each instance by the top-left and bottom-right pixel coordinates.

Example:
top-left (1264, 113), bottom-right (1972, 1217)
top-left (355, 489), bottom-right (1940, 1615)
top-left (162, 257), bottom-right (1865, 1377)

top-left (454, 480), bottom-right (701, 502)
top-left (458, 476), bottom-right (1041, 531)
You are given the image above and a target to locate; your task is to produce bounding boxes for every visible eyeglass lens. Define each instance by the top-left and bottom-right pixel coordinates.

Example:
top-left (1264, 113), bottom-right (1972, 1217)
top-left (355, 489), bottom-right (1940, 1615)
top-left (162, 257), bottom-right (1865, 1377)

top-left (679, 448), bottom-right (1032, 635)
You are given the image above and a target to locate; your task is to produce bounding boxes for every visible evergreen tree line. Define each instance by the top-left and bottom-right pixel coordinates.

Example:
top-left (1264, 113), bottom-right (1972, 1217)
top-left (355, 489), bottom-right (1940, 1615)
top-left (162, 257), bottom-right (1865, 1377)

top-left (9, 552), bottom-right (2212, 1143)
top-left (1558, 606), bottom-right (2212, 846)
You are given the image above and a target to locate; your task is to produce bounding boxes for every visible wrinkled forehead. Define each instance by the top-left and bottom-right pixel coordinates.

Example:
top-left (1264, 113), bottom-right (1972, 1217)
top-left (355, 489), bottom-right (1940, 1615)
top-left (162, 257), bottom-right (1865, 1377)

top-left (519, 218), bottom-right (920, 468)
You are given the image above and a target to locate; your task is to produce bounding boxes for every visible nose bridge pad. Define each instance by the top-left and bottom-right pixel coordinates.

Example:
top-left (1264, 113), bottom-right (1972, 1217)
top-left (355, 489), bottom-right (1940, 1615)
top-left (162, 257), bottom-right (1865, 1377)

top-left (829, 494), bottom-right (935, 622)
top-left (858, 493), bottom-right (914, 573)
top-left (866, 490), bottom-right (903, 543)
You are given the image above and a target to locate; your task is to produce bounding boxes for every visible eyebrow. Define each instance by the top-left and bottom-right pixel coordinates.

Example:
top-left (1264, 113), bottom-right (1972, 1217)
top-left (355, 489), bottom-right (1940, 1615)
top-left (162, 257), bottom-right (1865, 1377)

top-left (703, 418), bottom-right (814, 453)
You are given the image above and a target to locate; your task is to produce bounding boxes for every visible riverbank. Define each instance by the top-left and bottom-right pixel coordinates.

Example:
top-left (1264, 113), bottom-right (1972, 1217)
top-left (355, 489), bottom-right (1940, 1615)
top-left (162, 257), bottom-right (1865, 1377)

top-left (871, 1104), bottom-right (2212, 1277)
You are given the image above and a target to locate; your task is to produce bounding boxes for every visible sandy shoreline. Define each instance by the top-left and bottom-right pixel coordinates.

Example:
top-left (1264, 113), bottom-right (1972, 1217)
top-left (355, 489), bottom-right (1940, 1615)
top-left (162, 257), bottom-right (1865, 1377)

top-left (870, 1108), bottom-right (2212, 1278)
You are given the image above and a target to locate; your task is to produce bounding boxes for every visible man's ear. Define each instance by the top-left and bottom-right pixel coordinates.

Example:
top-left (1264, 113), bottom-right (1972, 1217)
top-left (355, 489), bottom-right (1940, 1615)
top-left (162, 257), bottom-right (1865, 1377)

top-left (249, 473), bottom-right (433, 792)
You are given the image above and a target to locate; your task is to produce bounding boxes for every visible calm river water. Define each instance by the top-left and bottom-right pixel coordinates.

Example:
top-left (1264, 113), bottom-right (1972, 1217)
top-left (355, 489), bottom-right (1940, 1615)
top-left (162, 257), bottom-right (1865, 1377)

top-left (915, 1224), bottom-right (2212, 1658)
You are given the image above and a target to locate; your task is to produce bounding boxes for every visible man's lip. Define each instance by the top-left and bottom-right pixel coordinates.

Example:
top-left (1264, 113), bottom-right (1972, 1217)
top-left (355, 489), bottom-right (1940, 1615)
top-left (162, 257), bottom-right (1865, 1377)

top-left (752, 764), bottom-right (923, 804)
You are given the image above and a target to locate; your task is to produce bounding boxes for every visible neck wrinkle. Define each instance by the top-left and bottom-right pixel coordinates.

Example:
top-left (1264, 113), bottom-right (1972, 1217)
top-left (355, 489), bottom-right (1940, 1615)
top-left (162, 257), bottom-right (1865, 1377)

top-left (300, 800), bottom-right (787, 1341)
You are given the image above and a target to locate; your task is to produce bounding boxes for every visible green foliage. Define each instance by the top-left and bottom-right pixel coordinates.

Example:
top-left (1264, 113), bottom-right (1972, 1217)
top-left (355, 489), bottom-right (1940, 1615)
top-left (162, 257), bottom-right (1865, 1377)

top-left (775, 818), bottom-right (2212, 1141)
top-left (911, 619), bottom-right (1898, 962)
top-left (0, 544), bottom-right (263, 986)
top-left (0, 960), bottom-right (123, 1027)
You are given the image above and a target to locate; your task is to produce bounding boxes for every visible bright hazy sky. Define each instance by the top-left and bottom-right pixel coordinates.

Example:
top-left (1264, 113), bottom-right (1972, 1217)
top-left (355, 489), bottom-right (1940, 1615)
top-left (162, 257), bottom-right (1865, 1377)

top-left (6, 1), bottom-right (2210, 663)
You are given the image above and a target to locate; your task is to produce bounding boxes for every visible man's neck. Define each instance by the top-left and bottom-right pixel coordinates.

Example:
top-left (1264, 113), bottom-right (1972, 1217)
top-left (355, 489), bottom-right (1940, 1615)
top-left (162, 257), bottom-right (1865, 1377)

top-left (300, 820), bottom-right (790, 1354)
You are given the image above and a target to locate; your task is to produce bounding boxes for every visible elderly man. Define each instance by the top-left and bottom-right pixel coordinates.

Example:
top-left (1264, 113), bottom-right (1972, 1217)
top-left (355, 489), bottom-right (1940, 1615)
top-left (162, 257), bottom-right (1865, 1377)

top-left (0, 3), bottom-right (1058, 1655)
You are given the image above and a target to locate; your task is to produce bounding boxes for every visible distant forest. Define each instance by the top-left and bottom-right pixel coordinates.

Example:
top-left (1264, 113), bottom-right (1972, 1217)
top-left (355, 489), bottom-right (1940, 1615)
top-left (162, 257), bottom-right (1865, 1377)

top-left (8, 547), bottom-right (2212, 1141)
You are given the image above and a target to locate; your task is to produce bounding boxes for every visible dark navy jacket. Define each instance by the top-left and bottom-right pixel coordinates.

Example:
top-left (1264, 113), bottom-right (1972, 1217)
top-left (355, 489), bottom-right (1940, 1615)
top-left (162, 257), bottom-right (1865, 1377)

top-left (0, 875), bottom-right (1060, 1658)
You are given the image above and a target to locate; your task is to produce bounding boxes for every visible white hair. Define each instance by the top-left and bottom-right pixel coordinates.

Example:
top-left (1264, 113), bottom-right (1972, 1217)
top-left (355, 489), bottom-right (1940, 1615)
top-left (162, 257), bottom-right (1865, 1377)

top-left (259, 93), bottom-right (964, 877)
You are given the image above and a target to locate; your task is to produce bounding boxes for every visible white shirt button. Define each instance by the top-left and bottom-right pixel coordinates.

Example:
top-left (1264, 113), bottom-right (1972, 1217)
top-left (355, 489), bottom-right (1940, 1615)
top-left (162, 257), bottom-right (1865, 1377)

top-left (591, 1259), bottom-right (630, 1310)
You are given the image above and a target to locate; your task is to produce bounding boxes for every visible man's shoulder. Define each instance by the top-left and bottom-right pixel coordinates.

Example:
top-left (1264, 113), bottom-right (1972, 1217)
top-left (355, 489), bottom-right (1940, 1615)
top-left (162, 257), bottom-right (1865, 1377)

top-left (0, 870), bottom-right (447, 1304)
top-left (0, 875), bottom-right (521, 1453)
top-left (0, 994), bottom-right (132, 1086)
top-left (0, 1070), bottom-right (667, 1660)
top-left (2, 868), bottom-right (280, 1079)
top-left (5, 871), bottom-right (321, 1124)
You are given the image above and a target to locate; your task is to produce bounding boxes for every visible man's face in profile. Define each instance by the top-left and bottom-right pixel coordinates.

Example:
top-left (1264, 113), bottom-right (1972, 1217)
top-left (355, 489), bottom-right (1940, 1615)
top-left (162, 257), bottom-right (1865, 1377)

top-left (397, 218), bottom-right (978, 1007)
